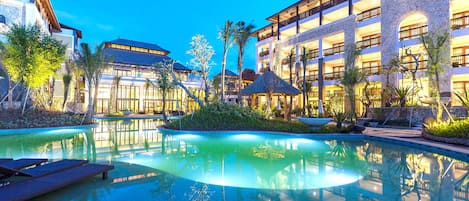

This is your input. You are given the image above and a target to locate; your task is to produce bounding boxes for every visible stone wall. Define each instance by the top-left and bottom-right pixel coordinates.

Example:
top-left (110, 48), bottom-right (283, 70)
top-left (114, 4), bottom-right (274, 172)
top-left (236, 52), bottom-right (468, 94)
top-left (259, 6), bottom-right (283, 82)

top-left (380, 0), bottom-right (452, 94)
top-left (367, 107), bottom-right (468, 123)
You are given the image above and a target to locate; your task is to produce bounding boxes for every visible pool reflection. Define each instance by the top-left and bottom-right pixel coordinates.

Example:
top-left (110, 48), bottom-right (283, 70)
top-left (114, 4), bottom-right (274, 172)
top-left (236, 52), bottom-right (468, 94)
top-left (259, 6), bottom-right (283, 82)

top-left (0, 119), bottom-right (467, 201)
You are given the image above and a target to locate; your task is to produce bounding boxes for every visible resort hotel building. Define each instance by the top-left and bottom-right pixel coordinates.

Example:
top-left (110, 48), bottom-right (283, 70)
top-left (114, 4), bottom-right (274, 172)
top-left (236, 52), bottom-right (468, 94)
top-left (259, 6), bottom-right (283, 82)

top-left (253, 0), bottom-right (469, 114)
top-left (96, 39), bottom-right (204, 114)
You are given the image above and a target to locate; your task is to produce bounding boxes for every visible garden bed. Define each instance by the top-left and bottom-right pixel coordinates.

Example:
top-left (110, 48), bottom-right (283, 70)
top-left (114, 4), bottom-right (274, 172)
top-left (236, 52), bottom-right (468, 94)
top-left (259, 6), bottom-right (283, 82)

top-left (0, 110), bottom-right (91, 129)
top-left (166, 103), bottom-right (352, 134)
top-left (422, 129), bottom-right (469, 146)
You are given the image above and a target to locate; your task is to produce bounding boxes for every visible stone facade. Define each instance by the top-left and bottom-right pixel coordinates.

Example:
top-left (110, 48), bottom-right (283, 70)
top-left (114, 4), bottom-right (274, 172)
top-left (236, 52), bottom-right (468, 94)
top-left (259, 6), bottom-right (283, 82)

top-left (367, 107), bottom-right (467, 123)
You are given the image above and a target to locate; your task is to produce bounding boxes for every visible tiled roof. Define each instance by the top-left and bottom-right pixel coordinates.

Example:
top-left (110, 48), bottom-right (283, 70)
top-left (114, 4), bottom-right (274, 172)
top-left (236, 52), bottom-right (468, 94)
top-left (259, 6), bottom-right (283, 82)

top-left (215, 69), bottom-right (238, 77)
top-left (103, 48), bottom-right (190, 71)
top-left (108, 38), bottom-right (170, 53)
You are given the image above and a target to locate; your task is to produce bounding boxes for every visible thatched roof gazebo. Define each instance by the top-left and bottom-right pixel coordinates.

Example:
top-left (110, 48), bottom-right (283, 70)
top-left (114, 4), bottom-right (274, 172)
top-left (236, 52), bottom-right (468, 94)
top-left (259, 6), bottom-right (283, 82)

top-left (241, 71), bottom-right (300, 120)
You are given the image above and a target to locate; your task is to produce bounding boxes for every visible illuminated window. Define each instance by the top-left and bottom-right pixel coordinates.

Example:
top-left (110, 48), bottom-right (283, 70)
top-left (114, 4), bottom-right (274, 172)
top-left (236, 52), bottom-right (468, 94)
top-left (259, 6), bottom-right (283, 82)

top-left (110, 44), bottom-right (131, 50)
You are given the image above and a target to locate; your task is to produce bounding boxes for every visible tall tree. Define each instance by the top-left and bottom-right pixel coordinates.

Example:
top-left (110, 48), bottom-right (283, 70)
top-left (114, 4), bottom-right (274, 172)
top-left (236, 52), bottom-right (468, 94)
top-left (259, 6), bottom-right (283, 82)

top-left (186, 34), bottom-right (215, 105)
top-left (421, 28), bottom-right (450, 122)
top-left (234, 21), bottom-right (255, 105)
top-left (154, 64), bottom-right (173, 125)
top-left (0, 24), bottom-right (65, 114)
top-left (218, 20), bottom-right (235, 102)
top-left (340, 44), bottom-right (363, 123)
top-left (62, 60), bottom-right (74, 110)
top-left (78, 43), bottom-right (107, 123)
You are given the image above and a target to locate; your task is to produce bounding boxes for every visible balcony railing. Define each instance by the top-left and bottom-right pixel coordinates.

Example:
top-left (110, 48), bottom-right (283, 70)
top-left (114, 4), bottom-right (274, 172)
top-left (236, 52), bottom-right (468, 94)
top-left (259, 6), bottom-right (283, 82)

top-left (399, 25), bottom-right (428, 41)
top-left (278, 0), bottom-right (346, 29)
top-left (282, 57), bottom-right (296, 65)
top-left (452, 54), bottom-right (469, 67)
top-left (306, 74), bottom-right (319, 82)
top-left (258, 32), bottom-right (277, 41)
top-left (401, 60), bottom-right (428, 71)
top-left (359, 66), bottom-right (381, 76)
top-left (324, 71), bottom-right (344, 80)
top-left (451, 15), bottom-right (469, 30)
top-left (322, 0), bottom-right (347, 10)
top-left (356, 7), bottom-right (381, 22)
top-left (300, 49), bottom-right (319, 60)
top-left (356, 36), bottom-right (381, 49)
top-left (259, 66), bottom-right (271, 73)
top-left (259, 50), bottom-right (270, 57)
top-left (324, 45), bottom-right (345, 56)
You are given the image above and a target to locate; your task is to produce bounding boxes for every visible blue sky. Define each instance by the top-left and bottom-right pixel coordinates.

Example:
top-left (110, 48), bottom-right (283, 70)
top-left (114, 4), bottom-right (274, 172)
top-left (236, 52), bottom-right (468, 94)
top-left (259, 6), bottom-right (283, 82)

top-left (51, 0), bottom-right (297, 77)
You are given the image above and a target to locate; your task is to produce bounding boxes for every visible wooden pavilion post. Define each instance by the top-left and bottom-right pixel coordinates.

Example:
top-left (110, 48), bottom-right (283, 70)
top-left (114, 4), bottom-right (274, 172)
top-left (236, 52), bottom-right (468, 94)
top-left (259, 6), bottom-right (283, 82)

top-left (283, 95), bottom-right (288, 121)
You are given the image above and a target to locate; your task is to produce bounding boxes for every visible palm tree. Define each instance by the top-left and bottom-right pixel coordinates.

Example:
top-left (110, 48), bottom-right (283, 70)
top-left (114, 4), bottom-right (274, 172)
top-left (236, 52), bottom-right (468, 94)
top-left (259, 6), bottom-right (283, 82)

top-left (234, 21), bottom-right (255, 105)
top-left (62, 60), bottom-right (74, 110)
top-left (109, 75), bottom-right (121, 113)
top-left (218, 20), bottom-right (235, 102)
top-left (340, 44), bottom-right (363, 123)
top-left (78, 43), bottom-right (107, 123)
top-left (144, 78), bottom-right (153, 113)
top-left (155, 66), bottom-right (173, 125)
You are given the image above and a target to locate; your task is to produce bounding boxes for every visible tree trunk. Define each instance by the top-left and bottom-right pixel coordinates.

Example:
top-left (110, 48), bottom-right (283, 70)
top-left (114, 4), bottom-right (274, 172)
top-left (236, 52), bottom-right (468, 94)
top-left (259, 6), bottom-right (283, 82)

top-left (85, 83), bottom-right (94, 123)
top-left (237, 48), bottom-right (243, 106)
top-left (221, 49), bottom-right (227, 102)
top-left (204, 79), bottom-right (209, 105)
top-left (169, 70), bottom-right (204, 108)
top-left (92, 82), bottom-right (99, 117)
top-left (21, 87), bottom-right (30, 116)
top-left (162, 90), bottom-right (167, 125)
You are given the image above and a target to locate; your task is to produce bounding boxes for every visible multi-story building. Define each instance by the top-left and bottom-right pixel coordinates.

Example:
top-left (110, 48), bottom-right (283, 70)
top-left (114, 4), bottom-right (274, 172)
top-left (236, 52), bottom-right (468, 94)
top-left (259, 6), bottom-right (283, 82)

top-left (96, 38), bottom-right (204, 114)
top-left (253, 0), bottom-right (469, 114)
top-left (214, 69), bottom-right (258, 104)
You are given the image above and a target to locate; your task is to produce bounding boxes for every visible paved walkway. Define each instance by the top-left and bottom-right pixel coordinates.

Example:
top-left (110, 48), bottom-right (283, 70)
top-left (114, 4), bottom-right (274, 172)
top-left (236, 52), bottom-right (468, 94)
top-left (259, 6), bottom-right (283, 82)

top-left (363, 127), bottom-right (469, 156)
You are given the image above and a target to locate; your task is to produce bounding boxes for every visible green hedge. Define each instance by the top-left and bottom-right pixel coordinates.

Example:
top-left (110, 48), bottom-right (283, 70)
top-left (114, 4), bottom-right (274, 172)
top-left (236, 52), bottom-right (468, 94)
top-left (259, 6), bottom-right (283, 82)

top-left (0, 110), bottom-right (85, 129)
top-left (425, 118), bottom-right (469, 138)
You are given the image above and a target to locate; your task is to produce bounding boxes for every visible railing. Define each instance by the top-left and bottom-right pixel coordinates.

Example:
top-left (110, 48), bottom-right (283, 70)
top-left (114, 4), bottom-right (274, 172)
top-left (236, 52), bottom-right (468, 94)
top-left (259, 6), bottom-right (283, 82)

top-left (282, 56), bottom-right (296, 65)
top-left (300, 49), bottom-right (319, 60)
top-left (278, 0), bottom-right (346, 29)
top-left (356, 7), bottom-right (381, 22)
top-left (324, 71), bottom-right (344, 80)
top-left (356, 36), bottom-right (381, 49)
top-left (324, 45), bottom-right (344, 56)
top-left (322, 0), bottom-right (347, 10)
top-left (452, 54), bottom-right (469, 67)
top-left (401, 60), bottom-right (428, 71)
top-left (259, 50), bottom-right (270, 57)
top-left (299, 7), bottom-right (321, 21)
top-left (258, 32), bottom-right (277, 41)
top-left (451, 15), bottom-right (469, 30)
top-left (359, 66), bottom-right (381, 76)
top-left (306, 74), bottom-right (319, 81)
top-left (399, 25), bottom-right (428, 41)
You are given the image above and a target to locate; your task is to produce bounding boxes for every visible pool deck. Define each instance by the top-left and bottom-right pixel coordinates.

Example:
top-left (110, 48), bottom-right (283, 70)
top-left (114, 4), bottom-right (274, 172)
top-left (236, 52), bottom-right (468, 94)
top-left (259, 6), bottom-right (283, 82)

top-left (363, 127), bottom-right (469, 156)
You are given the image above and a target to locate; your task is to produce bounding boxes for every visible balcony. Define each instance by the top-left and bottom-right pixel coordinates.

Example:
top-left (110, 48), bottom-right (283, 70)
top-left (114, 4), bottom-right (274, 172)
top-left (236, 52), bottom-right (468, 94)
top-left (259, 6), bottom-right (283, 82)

top-left (259, 66), bottom-right (271, 73)
top-left (399, 25), bottom-right (428, 41)
top-left (259, 50), bottom-right (270, 57)
top-left (258, 32), bottom-right (277, 41)
top-left (322, 0), bottom-right (347, 10)
top-left (306, 74), bottom-right (319, 82)
top-left (356, 7), bottom-right (381, 22)
top-left (356, 36), bottom-right (380, 49)
top-left (451, 15), bottom-right (469, 30)
top-left (324, 71), bottom-right (344, 80)
top-left (324, 45), bottom-right (344, 56)
top-left (359, 66), bottom-right (381, 76)
top-left (300, 49), bottom-right (319, 60)
top-left (299, 7), bottom-right (321, 21)
top-left (401, 60), bottom-right (428, 71)
top-left (282, 56), bottom-right (296, 65)
top-left (452, 54), bottom-right (469, 67)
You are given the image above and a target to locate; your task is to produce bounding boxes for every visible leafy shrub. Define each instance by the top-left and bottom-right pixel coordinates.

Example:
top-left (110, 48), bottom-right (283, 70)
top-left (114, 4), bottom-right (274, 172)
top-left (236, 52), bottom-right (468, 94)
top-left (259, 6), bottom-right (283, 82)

top-left (105, 112), bottom-right (124, 117)
top-left (425, 118), bottom-right (469, 138)
top-left (0, 110), bottom-right (86, 129)
top-left (316, 124), bottom-right (354, 133)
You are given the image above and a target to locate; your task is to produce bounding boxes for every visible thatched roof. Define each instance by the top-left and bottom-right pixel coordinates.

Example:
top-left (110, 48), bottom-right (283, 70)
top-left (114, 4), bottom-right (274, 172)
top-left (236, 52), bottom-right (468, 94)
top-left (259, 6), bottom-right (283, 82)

top-left (241, 71), bottom-right (301, 96)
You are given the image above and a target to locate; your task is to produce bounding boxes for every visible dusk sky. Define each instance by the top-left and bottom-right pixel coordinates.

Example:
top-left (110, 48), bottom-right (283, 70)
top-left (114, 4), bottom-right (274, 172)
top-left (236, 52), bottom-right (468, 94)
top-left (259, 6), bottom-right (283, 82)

top-left (51, 0), bottom-right (297, 77)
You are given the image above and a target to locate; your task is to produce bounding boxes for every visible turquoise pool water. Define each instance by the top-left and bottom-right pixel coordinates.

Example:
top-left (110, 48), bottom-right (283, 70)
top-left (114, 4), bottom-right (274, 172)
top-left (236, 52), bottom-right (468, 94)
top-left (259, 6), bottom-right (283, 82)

top-left (0, 119), bottom-right (468, 201)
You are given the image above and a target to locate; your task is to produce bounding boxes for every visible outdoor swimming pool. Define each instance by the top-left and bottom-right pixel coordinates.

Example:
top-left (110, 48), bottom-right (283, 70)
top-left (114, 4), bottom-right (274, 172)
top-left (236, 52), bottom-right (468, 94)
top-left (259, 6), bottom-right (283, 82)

top-left (0, 119), bottom-right (468, 201)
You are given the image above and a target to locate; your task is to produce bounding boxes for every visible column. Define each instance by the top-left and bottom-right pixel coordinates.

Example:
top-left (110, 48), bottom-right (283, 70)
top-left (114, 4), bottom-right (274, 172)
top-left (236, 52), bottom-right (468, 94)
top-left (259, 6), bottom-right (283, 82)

top-left (139, 85), bottom-right (145, 113)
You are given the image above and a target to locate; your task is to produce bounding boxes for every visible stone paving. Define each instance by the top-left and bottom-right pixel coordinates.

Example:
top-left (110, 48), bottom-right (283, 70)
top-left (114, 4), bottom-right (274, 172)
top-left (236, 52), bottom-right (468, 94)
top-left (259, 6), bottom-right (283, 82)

top-left (363, 127), bottom-right (469, 156)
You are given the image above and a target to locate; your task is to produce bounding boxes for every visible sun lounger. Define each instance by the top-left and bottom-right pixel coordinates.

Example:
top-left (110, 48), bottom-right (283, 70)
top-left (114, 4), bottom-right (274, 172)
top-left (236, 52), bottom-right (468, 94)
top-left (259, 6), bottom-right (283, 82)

top-left (0, 163), bottom-right (114, 201)
top-left (0, 159), bottom-right (13, 164)
top-left (0, 158), bottom-right (48, 170)
top-left (21, 159), bottom-right (88, 177)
